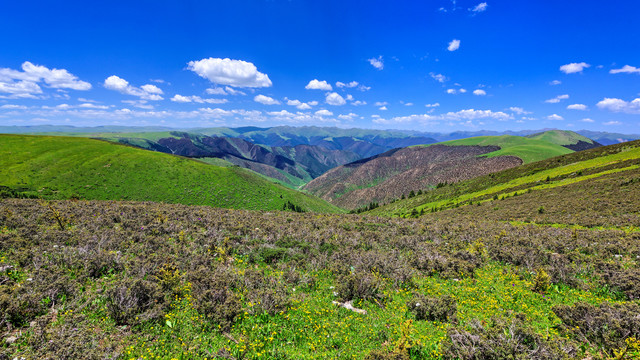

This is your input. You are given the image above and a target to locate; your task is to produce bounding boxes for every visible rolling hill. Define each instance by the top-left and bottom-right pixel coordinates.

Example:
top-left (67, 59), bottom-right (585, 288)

top-left (527, 129), bottom-right (602, 151)
top-left (304, 144), bottom-right (523, 209)
top-left (0, 134), bottom-right (342, 213)
top-left (367, 138), bottom-right (640, 221)
top-left (109, 132), bottom-right (361, 188)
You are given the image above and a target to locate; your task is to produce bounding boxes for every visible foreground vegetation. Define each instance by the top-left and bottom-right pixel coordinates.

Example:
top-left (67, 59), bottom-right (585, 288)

top-left (1, 197), bottom-right (639, 359)
top-left (0, 135), bottom-right (341, 213)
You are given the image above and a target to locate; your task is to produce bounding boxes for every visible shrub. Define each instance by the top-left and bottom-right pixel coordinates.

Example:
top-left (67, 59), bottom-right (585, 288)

top-left (188, 267), bottom-right (242, 332)
top-left (532, 269), bottom-right (551, 293)
top-left (105, 277), bottom-right (166, 325)
top-left (442, 316), bottom-right (574, 360)
top-left (407, 294), bottom-right (457, 323)
top-left (336, 270), bottom-right (386, 303)
top-left (552, 301), bottom-right (640, 355)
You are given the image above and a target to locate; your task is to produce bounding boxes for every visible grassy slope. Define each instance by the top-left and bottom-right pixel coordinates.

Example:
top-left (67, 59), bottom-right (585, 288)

top-left (0, 134), bottom-right (342, 213)
top-left (432, 135), bottom-right (573, 164)
top-left (527, 130), bottom-right (594, 146)
top-left (369, 139), bottom-right (640, 217)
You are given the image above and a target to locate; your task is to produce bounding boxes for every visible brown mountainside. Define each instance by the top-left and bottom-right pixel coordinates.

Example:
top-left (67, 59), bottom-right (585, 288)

top-left (303, 145), bottom-right (522, 209)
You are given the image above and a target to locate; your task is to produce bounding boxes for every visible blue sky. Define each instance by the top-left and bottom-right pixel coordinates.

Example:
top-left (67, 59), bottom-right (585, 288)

top-left (1, 0), bottom-right (639, 133)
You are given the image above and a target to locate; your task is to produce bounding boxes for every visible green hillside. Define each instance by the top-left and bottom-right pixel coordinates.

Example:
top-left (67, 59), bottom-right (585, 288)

top-left (369, 139), bottom-right (640, 218)
top-left (435, 135), bottom-right (573, 163)
top-left (0, 135), bottom-right (342, 213)
top-left (527, 130), bottom-right (594, 146)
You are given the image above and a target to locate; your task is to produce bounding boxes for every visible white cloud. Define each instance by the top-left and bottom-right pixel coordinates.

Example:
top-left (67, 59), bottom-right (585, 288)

top-left (171, 94), bottom-right (228, 104)
top-left (545, 94), bottom-right (569, 103)
top-left (604, 120), bottom-right (622, 126)
top-left (286, 99), bottom-right (313, 110)
top-left (368, 56), bottom-right (384, 70)
top-left (0, 80), bottom-right (42, 98)
top-left (206, 87), bottom-right (227, 95)
top-left (325, 92), bottom-right (346, 105)
top-left (404, 102), bottom-right (414, 106)
top-left (305, 79), bottom-right (332, 91)
top-left (596, 97), bottom-right (640, 114)
top-left (447, 89), bottom-right (457, 94)
top-left (373, 108), bottom-right (512, 126)
top-left (351, 100), bottom-right (367, 106)
top-left (581, 118), bottom-right (595, 123)
top-left (345, 94), bottom-right (354, 101)
top-left (0, 61), bottom-right (91, 92)
top-left (610, 65), bottom-right (640, 74)
top-left (549, 80), bottom-right (562, 85)
top-left (187, 57), bottom-right (272, 88)
top-left (567, 103), bottom-right (587, 110)
top-left (459, 88), bottom-right (467, 93)
top-left (430, 73), bottom-right (447, 83)
top-left (447, 39), bottom-right (461, 51)
top-left (473, 89), bottom-right (486, 96)
top-left (508, 107), bottom-right (531, 115)
top-left (374, 101), bottom-right (388, 106)
top-left (379, 106), bottom-right (388, 111)
top-left (254, 94), bottom-right (280, 105)
top-left (122, 100), bottom-right (154, 109)
top-left (336, 81), bottom-right (359, 88)
top-left (315, 109), bottom-right (333, 116)
top-left (546, 114), bottom-right (564, 121)
top-left (104, 75), bottom-right (164, 100)
top-left (470, 2), bottom-right (488, 12)
top-left (224, 86), bottom-right (246, 95)
top-left (79, 103), bottom-right (109, 109)
top-left (0, 104), bottom-right (28, 109)
top-left (425, 103), bottom-right (440, 108)
top-left (308, 101), bottom-right (319, 106)
top-left (338, 113), bottom-right (358, 120)
top-left (560, 62), bottom-right (590, 74)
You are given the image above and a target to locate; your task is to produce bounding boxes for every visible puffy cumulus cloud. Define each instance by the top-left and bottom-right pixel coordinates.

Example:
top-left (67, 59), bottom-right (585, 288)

top-left (0, 80), bottom-right (42, 98)
top-left (604, 120), bottom-right (622, 126)
top-left (374, 101), bottom-right (388, 106)
top-left (610, 65), bottom-right (640, 74)
top-left (368, 56), bottom-right (384, 70)
top-left (425, 103), bottom-right (440, 108)
top-left (338, 113), bottom-right (358, 120)
top-left (581, 118), bottom-right (595, 123)
top-left (305, 79), bottom-right (332, 91)
top-left (122, 100), bottom-right (154, 109)
top-left (351, 100), bottom-right (367, 106)
top-left (566, 103), bottom-right (587, 110)
top-left (171, 94), bottom-right (228, 104)
top-left (508, 107), bottom-right (531, 115)
top-left (205, 87), bottom-right (227, 95)
top-left (104, 76), bottom-right (164, 100)
top-left (0, 61), bottom-right (91, 92)
top-left (286, 98), bottom-right (313, 110)
top-left (459, 88), bottom-right (467, 93)
top-left (560, 62), bottom-right (590, 74)
top-left (549, 80), bottom-right (562, 85)
top-left (596, 97), bottom-right (640, 114)
top-left (315, 109), bottom-right (333, 116)
top-left (254, 94), bottom-right (280, 105)
top-left (447, 89), bottom-right (457, 94)
top-left (473, 89), bottom-right (486, 96)
top-left (430, 73), bottom-right (447, 83)
top-left (325, 92), bottom-right (346, 105)
top-left (546, 114), bottom-right (564, 121)
top-left (545, 94), bottom-right (569, 103)
top-left (187, 58), bottom-right (272, 88)
top-left (379, 106), bottom-right (388, 110)
top-left (447, 39), bottom-right (461, 51)
top-left (404, 102), bottom-right (414, 106)
top-left (470, 2), bottom-right (488, 12)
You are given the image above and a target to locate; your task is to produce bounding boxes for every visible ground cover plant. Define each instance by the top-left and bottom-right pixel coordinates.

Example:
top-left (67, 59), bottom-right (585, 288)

top-left (1, 198), bottom-right (639, 359)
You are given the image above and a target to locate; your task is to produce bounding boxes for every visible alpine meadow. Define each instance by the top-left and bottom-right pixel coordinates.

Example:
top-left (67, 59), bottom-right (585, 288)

top-left (1, 1), bottom-right (640, 360)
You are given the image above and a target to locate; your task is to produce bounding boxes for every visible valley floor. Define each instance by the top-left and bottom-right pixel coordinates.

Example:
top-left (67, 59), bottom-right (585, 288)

top-left (1, 199), bottom-right (639, 359)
